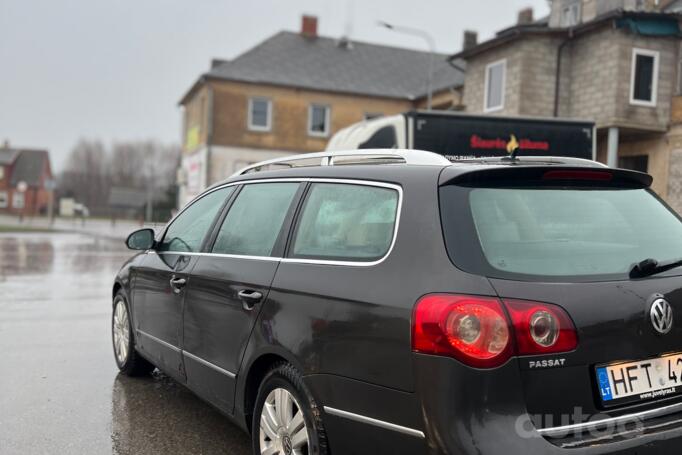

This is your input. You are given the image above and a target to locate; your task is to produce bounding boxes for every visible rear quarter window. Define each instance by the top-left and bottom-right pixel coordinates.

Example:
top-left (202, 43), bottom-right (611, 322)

top-left (291, 183), bottom-right (399, 262)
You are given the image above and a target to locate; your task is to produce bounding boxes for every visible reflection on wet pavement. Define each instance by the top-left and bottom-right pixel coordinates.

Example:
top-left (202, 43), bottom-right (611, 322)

top-left (0, 233), bottom-right (251, 455)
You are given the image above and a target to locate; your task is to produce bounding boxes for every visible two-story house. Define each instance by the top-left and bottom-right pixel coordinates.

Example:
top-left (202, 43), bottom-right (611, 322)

top-left (0, 143), bottom-right (54, 216)
top-left (177, 15), bottom-right (464, 206)
top-left (450, 0), bottom-right (682, 210)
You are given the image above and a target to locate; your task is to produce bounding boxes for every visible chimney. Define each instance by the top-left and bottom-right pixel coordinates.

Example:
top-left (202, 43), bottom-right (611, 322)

top-left (517, 7), bottom-right (534, 25)
top-left (463, 30), bottom-right (478, 51)
top-left (301, 15), bottom-right (318, 38)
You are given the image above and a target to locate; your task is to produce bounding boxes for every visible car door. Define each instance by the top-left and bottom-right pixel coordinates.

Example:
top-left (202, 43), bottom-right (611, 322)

top-left (182, 181), bottom-right (303, 412)
top-left (132, 186), bottom-right (235, 380)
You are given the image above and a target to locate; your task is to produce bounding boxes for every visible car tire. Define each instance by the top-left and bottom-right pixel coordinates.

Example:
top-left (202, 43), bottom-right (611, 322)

top-left (112, 292), bottom-right (155, 377)
top-left (252, 363), bottom-right (329, 455)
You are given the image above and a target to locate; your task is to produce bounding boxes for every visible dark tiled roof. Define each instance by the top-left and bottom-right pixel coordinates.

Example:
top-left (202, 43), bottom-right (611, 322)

top-left (6, 149), bottom-right (51, 187)
top-left (182, 31), bottom-right (464, 103)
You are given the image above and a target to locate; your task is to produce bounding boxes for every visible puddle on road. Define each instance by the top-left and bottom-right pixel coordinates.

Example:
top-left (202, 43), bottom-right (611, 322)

top-left (0, 232), bottom-right (129, 278)
top-left (0, 232), bottom-right (253, 454)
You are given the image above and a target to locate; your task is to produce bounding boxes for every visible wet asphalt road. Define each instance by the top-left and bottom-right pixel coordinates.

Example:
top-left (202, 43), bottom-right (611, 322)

top-left (0, 232), bottom-right (252, 455)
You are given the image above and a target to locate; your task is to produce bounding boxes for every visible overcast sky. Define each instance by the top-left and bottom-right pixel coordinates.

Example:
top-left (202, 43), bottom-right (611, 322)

top-left (0, 0), bottom-right (549, 170)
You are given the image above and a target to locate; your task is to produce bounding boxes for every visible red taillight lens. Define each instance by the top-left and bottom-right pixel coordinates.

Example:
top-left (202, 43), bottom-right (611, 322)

top-left (412, 294), bottom-right (513, 368)
top-left (504, 299), bottom-right (578, 355)
top-left (412, 295), bottom-right (578, 368)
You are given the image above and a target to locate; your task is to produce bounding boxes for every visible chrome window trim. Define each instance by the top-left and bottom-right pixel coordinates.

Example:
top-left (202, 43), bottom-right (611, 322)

top-left (154, 251), bottom-right (280, 262)
top-left (323, 406), bottom-right (425, 439)
top-left (183, 350), bottom-right (236, 378)
top-left (537, 400), bottom-right (682, 438)
top-left (155, 178), bottom-right (403, 268)
top-left (137, 329), bottom-right (180, 353)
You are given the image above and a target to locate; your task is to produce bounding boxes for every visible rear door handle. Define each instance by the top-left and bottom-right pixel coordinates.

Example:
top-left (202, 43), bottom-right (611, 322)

top-left (170, 276), bottom-right (187, 294)
top-left (238, 289), bottom-right (263, 310)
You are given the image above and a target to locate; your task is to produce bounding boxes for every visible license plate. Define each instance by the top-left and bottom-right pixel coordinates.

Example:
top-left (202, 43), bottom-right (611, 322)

top-left (596, 353), bottom-right (682, 406)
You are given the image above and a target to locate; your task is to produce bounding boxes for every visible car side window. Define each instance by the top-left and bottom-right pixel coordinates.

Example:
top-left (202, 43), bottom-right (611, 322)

top-left (212, 182), bottom-right (299, 257)
top-left (291, 183), bottom-right (399, 261)
top-left (158, 187), bottom-right (234, 252)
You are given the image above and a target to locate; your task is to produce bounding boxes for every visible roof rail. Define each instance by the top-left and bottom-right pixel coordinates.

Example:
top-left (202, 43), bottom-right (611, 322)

top-left (232, 149), bottom-right (452, 176)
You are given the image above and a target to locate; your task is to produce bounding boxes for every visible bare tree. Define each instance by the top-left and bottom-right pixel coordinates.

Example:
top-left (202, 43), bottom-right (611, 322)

top-left (59, 139), bottom-right (180, 219)
top-left (58, 138), bottom-right (110, 213)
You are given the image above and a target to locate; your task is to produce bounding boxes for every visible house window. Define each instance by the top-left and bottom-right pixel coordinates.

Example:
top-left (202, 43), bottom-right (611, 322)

top-left (248, 97), bottom-right (272, 131)
top-left (560, 1), bottom-right (581, 27)
top-left (630, 48), bottom-right (659, 107)
top-left (0, 191), bottom-right (7, 208)
top-left (619, 155), bottom-right (649, 173)
top-left (0, 166), bottom-right (4, 181)
top-left (484, 59), bottom-right (506, 112)
top-left (308, 104), bottom-right (330, 137)
top-left (12, 192), bottom-right (24, 209)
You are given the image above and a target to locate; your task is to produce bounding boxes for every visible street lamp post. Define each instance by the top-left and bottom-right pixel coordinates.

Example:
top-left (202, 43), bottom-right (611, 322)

top-left (378, 21), bottom-right (436, 110)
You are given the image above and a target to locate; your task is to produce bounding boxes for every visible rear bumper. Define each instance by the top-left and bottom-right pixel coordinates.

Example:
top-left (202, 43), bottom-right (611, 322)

top-left (413, 354), bottom-right (682, 454)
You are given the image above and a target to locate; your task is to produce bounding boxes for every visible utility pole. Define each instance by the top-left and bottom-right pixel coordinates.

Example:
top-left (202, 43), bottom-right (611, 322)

top-left (378, 21), bottom-right (436, 110)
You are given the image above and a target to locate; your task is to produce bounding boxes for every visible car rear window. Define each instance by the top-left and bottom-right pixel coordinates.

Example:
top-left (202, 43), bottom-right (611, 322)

top-left (440, 184), bottom-right (682, 281)
top-left (291, 183), bottom-right (399, 262)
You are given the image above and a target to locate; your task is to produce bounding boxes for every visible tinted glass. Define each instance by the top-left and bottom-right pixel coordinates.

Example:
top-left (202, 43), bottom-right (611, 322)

top-left (634, 54), bottom-right (655, 102)
top-left (359, 126), bottom-right (397, 149)
top-left (292, 183), bottom-right (398, 261)
top-left (486, 62), bottom-right (504, 109)
top-left (159, 187), bottom-right (233, 252)
top-left (464, 188), bottom-right (682, 278)
top-left (212, 183), bottom-right (299, 256)
top-left (250, 98), bottom-right (269, 128)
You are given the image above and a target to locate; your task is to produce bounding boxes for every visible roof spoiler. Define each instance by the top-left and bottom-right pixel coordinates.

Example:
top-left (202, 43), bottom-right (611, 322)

top-left (440, 166), bottom-right (653, 188)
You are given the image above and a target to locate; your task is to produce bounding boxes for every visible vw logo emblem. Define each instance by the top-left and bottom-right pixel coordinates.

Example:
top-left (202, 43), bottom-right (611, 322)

top-left (650, 298), bottom-right (674, 335)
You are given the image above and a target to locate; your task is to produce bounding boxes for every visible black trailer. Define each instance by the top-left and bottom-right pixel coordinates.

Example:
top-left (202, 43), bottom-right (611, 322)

top-left (328, 110), bottom-right (596, 162)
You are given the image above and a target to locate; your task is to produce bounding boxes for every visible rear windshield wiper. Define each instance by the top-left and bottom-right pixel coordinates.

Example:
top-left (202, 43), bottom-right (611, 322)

top-left (630, 257), bottom-right (682, 279)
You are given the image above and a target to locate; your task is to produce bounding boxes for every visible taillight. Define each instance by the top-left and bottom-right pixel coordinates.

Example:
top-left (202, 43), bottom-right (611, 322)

top-left (412, 294), bottom-right (578, 368)
top-left (504, 299), bottom-right (578, 355)
top-left (412, 294), bottom-right (513, 368)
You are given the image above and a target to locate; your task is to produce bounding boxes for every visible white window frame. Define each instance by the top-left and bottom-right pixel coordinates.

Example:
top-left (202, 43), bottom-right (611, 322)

top-left (630, 48), bottom-right (660, 108)
top-left (0, 191), bottom-right (7, 208)
top-left (12, 192), bottom-right (24, 209)
top-left (483, 59), bottom-right (506, 113)
top-left (308, 104), bottom-right (331, 137)
top-left (247, 97), bottom-right (272, 132)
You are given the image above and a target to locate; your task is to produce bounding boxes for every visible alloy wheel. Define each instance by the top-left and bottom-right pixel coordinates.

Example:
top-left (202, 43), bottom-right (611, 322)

top-left (259, 387), bottom-right (309, 455)
top-left (113, 300), bottom-right (130, 365)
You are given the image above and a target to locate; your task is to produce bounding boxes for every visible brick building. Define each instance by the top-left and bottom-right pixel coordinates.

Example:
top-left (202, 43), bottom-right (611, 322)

top-left (450, 0), bottom-right (682, 210)
top-left (0, 144), bottom-right (54, 216)
top-left (177, 15), bottom-right (464, 206)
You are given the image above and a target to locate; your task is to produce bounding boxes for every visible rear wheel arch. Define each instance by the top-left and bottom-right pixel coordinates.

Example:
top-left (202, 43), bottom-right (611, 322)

top-left (243, 353), bottom-right (288, 432)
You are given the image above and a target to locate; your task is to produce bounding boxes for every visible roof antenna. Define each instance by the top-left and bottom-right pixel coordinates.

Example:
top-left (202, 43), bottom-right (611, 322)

top-left (338, 0), bottom-right (355, 49)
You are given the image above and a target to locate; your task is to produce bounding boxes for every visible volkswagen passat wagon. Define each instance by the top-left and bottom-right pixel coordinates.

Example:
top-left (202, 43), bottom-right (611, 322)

top-left (112, 149), bottom-right (682, 454)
